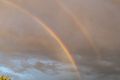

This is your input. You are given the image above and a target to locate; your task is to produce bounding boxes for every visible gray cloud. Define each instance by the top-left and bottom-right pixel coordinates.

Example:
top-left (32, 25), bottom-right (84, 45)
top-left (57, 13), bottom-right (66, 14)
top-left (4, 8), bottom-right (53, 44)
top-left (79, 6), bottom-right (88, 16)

top-left (0, 53), bottom-right (79, 80)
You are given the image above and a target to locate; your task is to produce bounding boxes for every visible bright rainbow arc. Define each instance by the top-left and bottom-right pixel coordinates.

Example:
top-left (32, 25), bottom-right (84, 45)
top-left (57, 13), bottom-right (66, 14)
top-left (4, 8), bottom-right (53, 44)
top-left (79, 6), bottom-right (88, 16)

top-left (0, 0), bottom-right (79, 74)
top-left (55, 0), bottom-right (101, 60)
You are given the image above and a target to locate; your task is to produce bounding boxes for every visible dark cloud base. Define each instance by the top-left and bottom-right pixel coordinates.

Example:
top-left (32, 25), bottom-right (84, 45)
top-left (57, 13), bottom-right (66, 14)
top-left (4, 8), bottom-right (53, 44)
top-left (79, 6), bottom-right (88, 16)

top-left (0, 52), bottom-right (79, 80)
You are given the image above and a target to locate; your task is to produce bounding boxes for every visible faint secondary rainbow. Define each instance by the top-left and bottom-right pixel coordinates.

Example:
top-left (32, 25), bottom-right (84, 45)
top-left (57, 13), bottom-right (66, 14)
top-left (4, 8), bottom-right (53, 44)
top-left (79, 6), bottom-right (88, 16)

top-left (55, 0), bottom-right (101, 60)
top-left (0, 0), bottom-right (78, 72)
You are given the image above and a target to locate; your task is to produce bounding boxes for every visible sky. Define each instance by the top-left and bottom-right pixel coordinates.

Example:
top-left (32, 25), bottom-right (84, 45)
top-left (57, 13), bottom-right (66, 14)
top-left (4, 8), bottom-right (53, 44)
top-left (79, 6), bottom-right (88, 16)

top-left (0, 0), bottom-right (120, 80)
top-left (0, 52), bottom-right (79, 80)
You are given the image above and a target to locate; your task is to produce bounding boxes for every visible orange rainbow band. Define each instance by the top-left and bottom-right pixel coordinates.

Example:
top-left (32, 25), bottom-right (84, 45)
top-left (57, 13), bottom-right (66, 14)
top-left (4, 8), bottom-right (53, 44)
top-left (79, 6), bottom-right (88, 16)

top-left (1, 0), bottom-right (78, 72)
top-left (55, 0), bottom-right (101, 60)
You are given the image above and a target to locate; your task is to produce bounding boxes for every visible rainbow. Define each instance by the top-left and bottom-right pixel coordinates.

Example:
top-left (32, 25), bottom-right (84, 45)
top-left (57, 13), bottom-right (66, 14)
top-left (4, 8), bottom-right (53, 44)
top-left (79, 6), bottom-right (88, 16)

top-left (55, 0), bottom-right (101, 60)
top-left (0, 0), bottom-right (80, 77)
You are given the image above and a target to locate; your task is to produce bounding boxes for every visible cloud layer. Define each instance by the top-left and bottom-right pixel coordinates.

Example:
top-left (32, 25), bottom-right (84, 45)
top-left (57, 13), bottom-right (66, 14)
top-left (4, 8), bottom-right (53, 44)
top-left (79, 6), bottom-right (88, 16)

top-left (0, 52), bottom-right (79, 80)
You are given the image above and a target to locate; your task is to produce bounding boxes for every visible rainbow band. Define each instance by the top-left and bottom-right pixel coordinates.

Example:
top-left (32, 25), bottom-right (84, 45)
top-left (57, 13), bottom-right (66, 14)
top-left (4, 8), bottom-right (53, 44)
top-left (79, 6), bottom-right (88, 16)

top-left (55, 0), bottom-right (101, 60)
top-left (0, 0), bottom-right (78, 73)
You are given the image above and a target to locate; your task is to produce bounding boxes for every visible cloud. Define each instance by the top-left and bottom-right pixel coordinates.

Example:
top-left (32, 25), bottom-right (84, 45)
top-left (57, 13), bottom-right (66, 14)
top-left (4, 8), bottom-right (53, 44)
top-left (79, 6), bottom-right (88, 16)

top-left (0, 53), bottom-right (79, 80)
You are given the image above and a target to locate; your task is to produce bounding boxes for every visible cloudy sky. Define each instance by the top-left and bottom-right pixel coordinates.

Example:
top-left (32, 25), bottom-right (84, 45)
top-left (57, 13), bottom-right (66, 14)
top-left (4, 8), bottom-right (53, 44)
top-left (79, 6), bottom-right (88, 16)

top-left (0, 0), bottom-right (120, 80)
